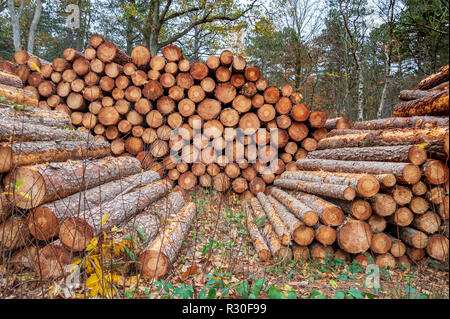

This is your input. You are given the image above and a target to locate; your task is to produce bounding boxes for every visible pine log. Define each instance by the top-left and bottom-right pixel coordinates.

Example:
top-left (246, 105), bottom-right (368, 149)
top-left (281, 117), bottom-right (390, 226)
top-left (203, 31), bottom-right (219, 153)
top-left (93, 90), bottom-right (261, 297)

top-left (337, 219), bottom-right (372, 254)
top-left (314, 223), bottom-right (336, 246)
top-left (417, 65), bottom-right (449, 90)
top-left (0, 71), bottom-right (23, 88)
top-left (422, 159), bottom-right (449, 185)
top-left (407, 247), bottom-right (425, 261)
top-left (292, 245), bottom-right (310, 261)
top-left (0, 216), bottom-right (30, 250)
top-left (307, 145), bottom-right (428, 166)
top-left (256, 193), bottom-right (290, 245)
top-left (409, 197), bottom-right (429, 215)
top-left (138, 201), bottom-right (196, 279)
top-left (96, 42), bottom-right (131, 65)
top-left (59, 179), bottom-right (171, 252)
top-left (387, 207), bottom-right (414, 226)
top-left (353, 116), bottom-right (449, 130)
top-left (368, 193), bottom-right (397, 217)
top-left (262, 224), bottom-right (282, 258)
top-left (400, 227), bottom-right (428, 249)
top-left (426, 235), bottom-right (449, 261)
top-left (0, 139), bottom-right (110, 173)
top-left (0, 103), bottom-right (71, 128)
top-left (35, 240), bottom-right (71, 279)
top-left (324, 117), bottom-right (351, 130)
top-left (399, 90), bottom-right (444, 101)
top-left (4, 156), bottom-right (141, 209)
top-left (376, 253), bottom-right (396, 269)
top-left (296, 159), bottom-right (421, 185)
top-left (27, 170), bottom-right (160, 240)
top-left (388, 185), bottom-right (413, 206)
top-left (368, 215), bottom-right (386, 233)
top-left (0, 84), bottom-right (39, 107)
top-left (388, 235), bottom-right (406, 257)
top-left (325, 198), bottom-right (372, 221)
top-left (317, 127), bottom-right (448, 153)
top-left (393, 89), bottom-right (448, 117)
top-left (267, 195), bottom-right (303, 235)
top-left (246, 203), bottom-right (271, 261)
top-left (281, 171), bottom-right (380, 197)
top-left (371, 232), bottom-right (392, 254)
top-left (310, 243), bottom-right (334, 263)
top-left (411, 211), bottom-right (441, 234)
top-left (293, 191), bottom-right (344, 226)
top-left (274, 179), bottom-right (356, 201)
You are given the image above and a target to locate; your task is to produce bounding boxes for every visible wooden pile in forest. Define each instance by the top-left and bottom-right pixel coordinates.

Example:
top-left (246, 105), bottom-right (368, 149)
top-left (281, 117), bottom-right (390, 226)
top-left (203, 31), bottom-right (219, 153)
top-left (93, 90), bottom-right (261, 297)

top-left (394, 65), bottom-right (448, 117)
top-left (245, 68), bottom-right (449, 268)
top-left (0, 96), bottom-right (196, 281)
top-left (5, 34), bottom-right (339, 194)
top-left (246, 115), bottom-right (448, 267)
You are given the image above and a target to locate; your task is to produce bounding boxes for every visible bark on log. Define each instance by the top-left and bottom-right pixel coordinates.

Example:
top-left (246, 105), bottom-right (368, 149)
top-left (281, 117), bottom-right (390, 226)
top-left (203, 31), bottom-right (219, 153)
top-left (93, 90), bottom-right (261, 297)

top-left (0, 71), bottom-right (23, 88)
top-left (393, 89), bottom-right (449, 117)
top-left (27, 171), bottom-right (160, 240)
top-left (417, 65), bottom-right (449, 90)
top-left (400, 227), bottom-right (428, 249)
top-left (0, 84), bottom-right (39, 107)
top-left (3, 156), bottom-right (142, 209)
top-left (0, 139), bottom-right (110, 173)
top-left (262, 224), bottom-right (282, 258)
top-left (399, 89), bottom-right (444, 101)
top-left (0, 120), bottom-right (91, 143)
top-left (0, 216), bottom-right (30, 250)
top-left (281, 171), bottom-right (379, 197)
top-left (353, 116), bottom-right (449, 130)
top-left (138, 202), bottom-right (196, 279)
top-left (296, 159), bottom-right (421, 185)
top-left (324, 117), bottom-right (351, 130)
top-left (325, 198), bottom-right (372, 221)
top-left (257, 193), bottom-right (290, 245)
top-left (274, 179), bottom-right (356, 201)
top-left (293, 191), bottom-right (344, 226)
top-left (317, 127), bottom-right (448, 154)
top-left (59, 179), bottom-right (171, 252)
top-left (307, 145), bottom-right (428, 166)
top-left (245, 202), bottom-right (271, 261)
top-left (0, 103), bottom-right (71, 128)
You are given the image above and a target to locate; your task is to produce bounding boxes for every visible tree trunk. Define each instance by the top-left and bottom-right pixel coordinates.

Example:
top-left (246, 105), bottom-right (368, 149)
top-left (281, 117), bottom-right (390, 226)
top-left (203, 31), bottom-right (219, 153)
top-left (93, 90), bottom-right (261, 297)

top-left (26, 0), bottom-right (42, 54)
top-left (138, 202), bottom-right (196, 279)
top-left (307, 145), bottom-right (427, 166)
top-left (27, 171), bottom-right (160, 240)
top-left (337, 219), bottom-right (372, 254)
top-left (269, 188), bottom-right (318, 226)
top-left (0, 139), bottom-right (110, 173)
top-left (296, 159), bottom-right (421, 185)
top-left (393, 89), bottom-right (449, 117)
top-left (245, 202), bottom-right (271, 261)
top-left (274, 179), bottom-right (356, 201)
top-left (426, 235), bottom-right (449, 261)
top-left (399, 90), bottom-right (444, 101)
top-left (59, 179), bottom-right (171, 252)
top-left (262, 224), bottom-right (282, 258)
top-left (256, 193), bottom-right (290, 245)
top-left (317, 127), bottom-right (448, 152)
top-left (3, 156), bottom-right (142, 209)
top-left (400, 227), bottom-right (428, 249)
top-left (293, 191), bottom-right (344, 226)
top-left (418, 65), bottom-right (449, 90)
top-left (324, 117), bottom-right (350, 130)
top-left (281, 171), bottom-right (380, 197)
top-left (0, 103), bottom-right (71, 128)
top-left (0, 84), bottom-right (39, 107)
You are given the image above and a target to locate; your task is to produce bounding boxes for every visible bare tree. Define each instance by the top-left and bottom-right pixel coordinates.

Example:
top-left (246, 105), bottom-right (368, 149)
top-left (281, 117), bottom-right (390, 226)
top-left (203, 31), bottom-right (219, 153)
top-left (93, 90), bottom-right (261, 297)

top-left (376, 0), bottom-right (397, 118)
top-left (7, 0), bottom-right (42, 53)
top-left (338, 0), bottom-right (369, 121)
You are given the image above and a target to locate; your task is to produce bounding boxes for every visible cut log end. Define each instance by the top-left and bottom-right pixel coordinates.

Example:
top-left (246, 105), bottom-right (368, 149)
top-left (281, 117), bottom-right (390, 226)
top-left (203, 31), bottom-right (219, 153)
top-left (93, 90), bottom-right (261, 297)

top-left (59, 217), bottom-right (94, 252)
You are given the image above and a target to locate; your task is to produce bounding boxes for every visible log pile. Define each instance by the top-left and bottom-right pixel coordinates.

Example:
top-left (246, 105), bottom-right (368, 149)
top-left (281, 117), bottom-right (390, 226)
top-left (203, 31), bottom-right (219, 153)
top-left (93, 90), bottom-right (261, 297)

top-left (0, 90), bottom-right (196, 281)
top-left (8, 35), bottom-right (334, 194)
top-left (246, 109), bottom-right (448, 267)
top-left (394, 65), bottom-right (449, 117)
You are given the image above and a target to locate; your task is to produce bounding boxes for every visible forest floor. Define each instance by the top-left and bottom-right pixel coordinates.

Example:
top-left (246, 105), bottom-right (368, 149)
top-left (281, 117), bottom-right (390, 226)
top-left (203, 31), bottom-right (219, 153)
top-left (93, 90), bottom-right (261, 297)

top-left (0, 187), bottom-right (448, 299)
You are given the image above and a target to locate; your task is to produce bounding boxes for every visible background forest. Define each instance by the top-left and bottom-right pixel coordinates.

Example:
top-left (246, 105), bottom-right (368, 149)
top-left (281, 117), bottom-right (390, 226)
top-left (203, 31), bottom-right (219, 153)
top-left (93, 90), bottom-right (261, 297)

top-left (0, 0), bottom-right (448, 121)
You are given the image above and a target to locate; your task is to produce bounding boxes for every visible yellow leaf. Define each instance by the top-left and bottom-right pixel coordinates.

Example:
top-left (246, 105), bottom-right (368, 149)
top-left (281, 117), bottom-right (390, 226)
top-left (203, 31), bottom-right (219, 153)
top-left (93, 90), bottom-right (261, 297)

top-left (30, 62), bottom-right (41, 73)
top-left (86, 274), bottom-right (99, 288)
top-left (101, 213), bottom-right (109, 226)
top-left (86, 237), bottom-right (98, 251)
top-left (417, 142), bottom-right (429, 149)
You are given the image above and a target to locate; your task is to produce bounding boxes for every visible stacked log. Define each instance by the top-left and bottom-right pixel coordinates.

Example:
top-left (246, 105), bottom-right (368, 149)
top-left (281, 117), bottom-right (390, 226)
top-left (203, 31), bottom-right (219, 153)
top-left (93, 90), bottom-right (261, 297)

top-left (245, 73), bottom-right (448, 265)
top-left (11, 35), bottom-right (329, 194)
top-left (394, 65), bottom-right (448, 117)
